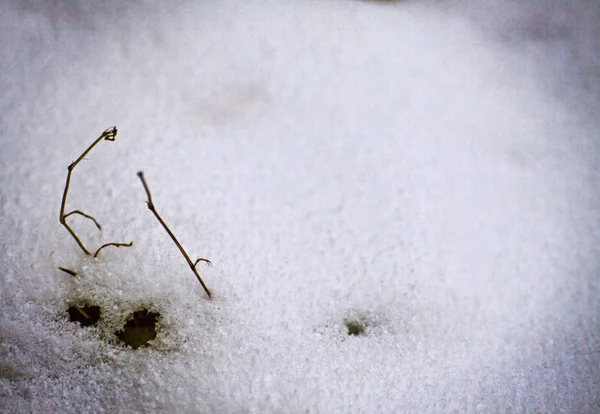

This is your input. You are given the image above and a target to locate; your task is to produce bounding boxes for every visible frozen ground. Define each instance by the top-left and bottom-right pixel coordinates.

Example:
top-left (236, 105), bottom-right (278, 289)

top-left (1, 1), bottom-right (599, 412)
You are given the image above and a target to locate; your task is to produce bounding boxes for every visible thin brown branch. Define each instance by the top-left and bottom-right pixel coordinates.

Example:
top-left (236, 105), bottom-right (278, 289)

top-left (194, 257), bottom-right (212, 267)
top-left (63, 210), bottom-right (102, 231)
top-left (137, 171), bottom-right (212, 298)
top-left (94, 241), bottom-right (134, 258)
top-left (58, 267), bottom-right (78, 276)
top-left (59, 126), bottom-right (132, 256)
top-left (73, 305), bottom-right (90, 320)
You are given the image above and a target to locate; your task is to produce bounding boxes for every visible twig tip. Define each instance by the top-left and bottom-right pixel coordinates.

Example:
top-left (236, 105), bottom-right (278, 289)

top-left (58, 267), bottom-right (78, 277)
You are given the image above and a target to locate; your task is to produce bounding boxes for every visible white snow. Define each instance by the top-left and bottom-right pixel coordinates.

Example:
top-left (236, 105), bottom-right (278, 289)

top-left (1, 1), bottom-right (599, 412)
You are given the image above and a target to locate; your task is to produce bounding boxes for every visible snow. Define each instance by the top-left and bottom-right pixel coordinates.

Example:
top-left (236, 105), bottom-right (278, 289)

top-left (1, 1), bottom-right (599, 412)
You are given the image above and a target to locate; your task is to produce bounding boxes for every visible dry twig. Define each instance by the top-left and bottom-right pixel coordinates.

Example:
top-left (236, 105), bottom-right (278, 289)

top-left (137, 171), bottom-right (212, 298)
top-left (59, 126), bottom-right (133, 256)
top-left (57, 266), bottom-right (77, 277)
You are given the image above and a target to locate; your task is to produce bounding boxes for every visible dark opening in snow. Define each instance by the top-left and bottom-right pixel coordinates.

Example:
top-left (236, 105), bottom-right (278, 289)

top-left (344, 318), bottom-right (368, 336)
top-left (116, 309), bottom-right (160, 349)
top-left (68, 304), bottom-right (102, 327)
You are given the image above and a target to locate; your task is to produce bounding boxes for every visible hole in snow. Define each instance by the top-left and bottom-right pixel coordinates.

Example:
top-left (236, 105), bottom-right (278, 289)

top-left (67, 303), bottom-right (102, 327)
top-left (344, 318), bottom-right (368, 336)
top-left (116, 309), bottom-right (160, 349)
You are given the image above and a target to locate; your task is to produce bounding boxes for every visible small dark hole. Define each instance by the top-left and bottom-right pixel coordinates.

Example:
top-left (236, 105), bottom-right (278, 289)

top-left (68, 304), bottom-right (101, 327)
top-left (116, 309), bottom-right (160, 349)
top-left (345, 319), bottom-right (367, 336)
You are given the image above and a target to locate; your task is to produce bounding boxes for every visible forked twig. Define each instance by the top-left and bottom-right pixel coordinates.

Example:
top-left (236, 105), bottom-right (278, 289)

top-left (137, 171), bottom-right (212, 298)
top-left (59, 126), bottom-right (133, 255)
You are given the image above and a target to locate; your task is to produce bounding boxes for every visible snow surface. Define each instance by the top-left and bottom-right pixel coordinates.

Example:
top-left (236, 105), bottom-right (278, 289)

top-left (1, 0), bottom-right (599, 412)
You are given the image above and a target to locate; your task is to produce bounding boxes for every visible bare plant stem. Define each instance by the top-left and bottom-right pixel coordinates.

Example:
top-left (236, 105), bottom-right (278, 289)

top-left (73, 305), bottom-right (90, 320)
top-left (194, 257), bottom-right (212, 267)
top-left (59, 126), bottom-right (133, 255)
top-left (94, 241), bottom-right (134, 258)
top-left (137, 171), bottom-right (212, 298)
top-left (58, 267), bottom-right (78, 276)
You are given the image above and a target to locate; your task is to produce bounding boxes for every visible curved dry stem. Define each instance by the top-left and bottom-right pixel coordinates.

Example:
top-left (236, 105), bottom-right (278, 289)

top-left (64, 210), bottom-right (102, 231)
top-left (59, 126), bottom-right (129, 256)
top-left (194, 257), bottom-right (212, 267)
top-left (93, 241), bottom-right (134, 258)
top-left (137, 171), bottom-right (212, 299)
